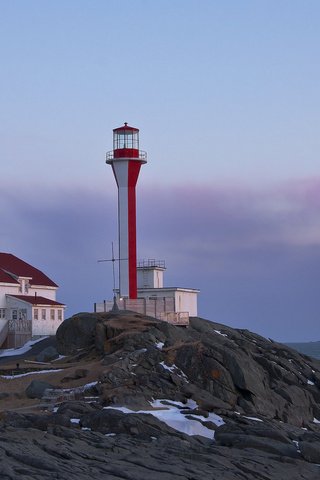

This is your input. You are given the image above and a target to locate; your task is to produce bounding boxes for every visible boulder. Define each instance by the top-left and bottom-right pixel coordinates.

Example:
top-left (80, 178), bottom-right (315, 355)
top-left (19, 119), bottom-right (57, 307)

top-left (25, 380), bottom-right (55, 399)
top-left (56, 313), bottom-right (101, 354)
top-left (36, 346), bottom-right (59, 362)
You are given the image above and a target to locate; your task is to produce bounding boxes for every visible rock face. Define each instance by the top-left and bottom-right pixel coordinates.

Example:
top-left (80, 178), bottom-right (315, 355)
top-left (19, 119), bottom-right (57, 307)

top-left (56, 311), bottom-right (320, 428)
top-left (1, 311), bottom-right (320, 479)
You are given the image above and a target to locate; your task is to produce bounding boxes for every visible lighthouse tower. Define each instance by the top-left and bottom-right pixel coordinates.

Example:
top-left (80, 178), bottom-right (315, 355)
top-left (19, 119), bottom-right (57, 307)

top-left (106, 123), bottom-right (147, 299)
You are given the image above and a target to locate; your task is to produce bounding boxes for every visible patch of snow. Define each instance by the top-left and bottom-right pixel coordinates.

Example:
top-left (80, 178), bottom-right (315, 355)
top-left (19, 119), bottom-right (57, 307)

top-left (0, 336), bottom-right (49, 358)
top-left (52, 355), bottom-right (66, 362)
top-left (307, 380), bottom-right (315, 385)
top-left (159, 362), bottom-right (189, 383)
top-left (105, 433), bottom-right (116, 437)
top-left (214, 330), bottom-right (228, 337)
top-left (71, 418), bottom-right (80, 424)
top-left (155, 342), bottom-right (164, 350)
top-left (292, 440), bottom-right (301, 452)
top-left (104, 398), bottom-right (224, 439)
top-left (313, 417), bottom-right (320, 424)
top-left (174, 368), bottom-right (189, 383)
top-left (159, 361), bottom-right (175, 372)
top-left (243, 416), bottom-right (263, 422)
top-left (1, 369), bottom-right (63, 379)
top-left (233, 411), bottom-right (241, 415)
top-left (81, 427), bottom-right (91, 431)
top-left (78, 381), bottom-right (98, 391)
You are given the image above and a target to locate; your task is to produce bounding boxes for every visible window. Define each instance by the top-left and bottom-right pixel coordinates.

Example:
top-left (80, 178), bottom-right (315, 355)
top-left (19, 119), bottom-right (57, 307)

top-left (12, 310), bottom-right (17, 320)
top-left (50, 309), bottom-right (55, 320)
top-left (34, 309), bottom-right (38, 320)
top-left (58, 309), bottom-right (62, 321)
top-left (41, 309), bottom-right (46, 320)
top-left (19, 309), bottom-right (27, 320)
top-left (0, 308), bottom-right (6, 318)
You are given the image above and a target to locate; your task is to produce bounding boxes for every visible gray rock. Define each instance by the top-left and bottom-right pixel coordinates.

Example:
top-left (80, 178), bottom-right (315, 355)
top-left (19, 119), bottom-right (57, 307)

top-left (80, 408), bottom-right (188, 439)
top-left (36, 345), bottom-right (59, 362)
top-left (25, 380), bottom-right (55, 399)
top-left (300, 441), bottom-right (320, 463)
top-left (56, 312), bottom-right (102, 354)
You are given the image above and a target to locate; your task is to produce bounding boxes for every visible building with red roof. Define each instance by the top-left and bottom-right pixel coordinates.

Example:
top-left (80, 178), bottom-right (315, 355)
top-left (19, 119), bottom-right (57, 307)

top-left (0, 253), bottom-right (65, 348)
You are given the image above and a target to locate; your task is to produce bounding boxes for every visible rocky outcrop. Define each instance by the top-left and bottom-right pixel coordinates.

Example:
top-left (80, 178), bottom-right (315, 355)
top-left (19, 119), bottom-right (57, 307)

top-left (0, 311), bottom-right (320, 479)
top-left (0, 407), bottom-right (319, 480)
top-left (56, 311), bottom-right (320, 428)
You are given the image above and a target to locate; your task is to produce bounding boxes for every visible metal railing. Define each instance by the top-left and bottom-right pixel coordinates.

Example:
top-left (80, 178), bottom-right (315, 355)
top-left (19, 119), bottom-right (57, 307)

top-left (106, 150), bottom-right (147, 161)
top-left (95, 297), bottom-right (189, 326)
top-left (137, 259), bottom-right (166, 269)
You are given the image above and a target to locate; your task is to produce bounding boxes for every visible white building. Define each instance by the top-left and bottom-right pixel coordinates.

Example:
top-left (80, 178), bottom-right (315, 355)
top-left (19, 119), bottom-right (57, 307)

top-left (0, 253), bottom-right (65, 348)
top-left (95, 260), bottom-right (199, 325)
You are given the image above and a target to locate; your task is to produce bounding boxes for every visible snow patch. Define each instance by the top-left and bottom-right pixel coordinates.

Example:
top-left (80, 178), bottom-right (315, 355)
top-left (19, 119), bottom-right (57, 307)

top-left (104, 398), bottom-right (224, 439)
top-left (160, 361), bottom-right (175, 372)
top-left (78, 381), bottom-right (98, 392)
top-left (313, 417), bottom-right (320, 424)
top-left (214, 330), bottom-right (228, 337)
top-left (292, 440), bottom-right (301, 452)
top-left (243, 416), bottom-right (263, 422)
top-left (307, 380), bottom-right (315, 386)
top-left (1, 369), bottom-right (63, 379)
top-left (159, 362), bottom-right (189, 382)
top-left (0, 336), bottom-right (49, 358)
top-left (155, 342), bottom-right (164, 350)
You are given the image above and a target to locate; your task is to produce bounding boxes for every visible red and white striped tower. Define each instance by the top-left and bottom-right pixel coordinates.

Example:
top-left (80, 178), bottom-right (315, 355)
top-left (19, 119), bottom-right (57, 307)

top-left (106, 123), bottom-right (147, 299)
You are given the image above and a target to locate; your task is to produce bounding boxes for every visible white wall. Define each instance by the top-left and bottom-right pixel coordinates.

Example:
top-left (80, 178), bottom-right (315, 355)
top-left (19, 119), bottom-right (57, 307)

top-left (5, 296), bottom-right (64, 336)
top-left (174, 290), bottom-right (198, 316)
top-left (137, 287), bottom-right (198, 316)
top-left (137, 268), bottom-right (164, 289)
top-left (5, 296), bottom-right (33, 320)
top-left (32, 307), bottom-right (64, 336)
top-left (28, 285), bottom-right (57, 301)
top-left (0, 284), bottom-right (20, 308)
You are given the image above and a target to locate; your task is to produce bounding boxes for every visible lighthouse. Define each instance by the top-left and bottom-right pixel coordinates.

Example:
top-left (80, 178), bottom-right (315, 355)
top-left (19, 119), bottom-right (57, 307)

top-left (106, 123), bottom-right (147, 299)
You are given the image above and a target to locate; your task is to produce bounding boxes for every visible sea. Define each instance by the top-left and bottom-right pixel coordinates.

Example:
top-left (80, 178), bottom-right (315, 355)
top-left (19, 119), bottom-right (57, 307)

top-left (285, 341), bottom-right (320, 360)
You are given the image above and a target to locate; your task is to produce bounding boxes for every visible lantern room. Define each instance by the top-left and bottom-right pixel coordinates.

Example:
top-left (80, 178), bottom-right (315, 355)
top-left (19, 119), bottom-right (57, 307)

top-left (106, 123), bottom-right (147, 163)
top-left (113, 123), bottom-right (139, 158)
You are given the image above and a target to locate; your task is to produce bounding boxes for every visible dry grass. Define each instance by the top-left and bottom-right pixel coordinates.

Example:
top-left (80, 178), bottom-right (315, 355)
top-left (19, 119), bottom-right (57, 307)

top-left (0, 356), bottom-right (105, 413)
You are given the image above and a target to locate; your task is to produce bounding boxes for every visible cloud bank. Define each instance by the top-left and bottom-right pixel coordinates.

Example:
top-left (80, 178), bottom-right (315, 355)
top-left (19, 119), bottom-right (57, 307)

top-left (1, 178), bottom-right (319, 342)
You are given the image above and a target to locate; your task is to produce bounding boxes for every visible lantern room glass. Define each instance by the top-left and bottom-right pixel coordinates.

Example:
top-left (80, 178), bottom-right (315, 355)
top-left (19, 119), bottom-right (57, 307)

top-left (113, 130), bottom-right (139, 150)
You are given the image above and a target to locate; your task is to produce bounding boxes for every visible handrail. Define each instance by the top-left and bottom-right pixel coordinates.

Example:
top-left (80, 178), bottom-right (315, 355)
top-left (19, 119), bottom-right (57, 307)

top-left (106, 150), bottom-right (147, 161)
top-left (137, 259), bottom-right (166, 269)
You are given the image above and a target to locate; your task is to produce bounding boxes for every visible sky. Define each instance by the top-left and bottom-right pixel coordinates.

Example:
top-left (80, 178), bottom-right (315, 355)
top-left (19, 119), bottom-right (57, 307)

top-left (1, 0), bottom-right (320, 342)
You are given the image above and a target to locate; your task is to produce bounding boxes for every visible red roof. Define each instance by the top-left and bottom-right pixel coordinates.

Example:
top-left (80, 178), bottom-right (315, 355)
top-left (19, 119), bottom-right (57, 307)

top-left (113, 122), bottom-right (139, 133)
top-left (0, 268), bottom-right (19, 284)
top-left (0, 253), bottom-right (58, 287)
top-left (7, 295), bottom-right (65, 306)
